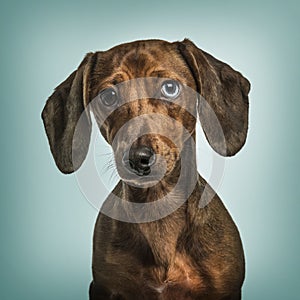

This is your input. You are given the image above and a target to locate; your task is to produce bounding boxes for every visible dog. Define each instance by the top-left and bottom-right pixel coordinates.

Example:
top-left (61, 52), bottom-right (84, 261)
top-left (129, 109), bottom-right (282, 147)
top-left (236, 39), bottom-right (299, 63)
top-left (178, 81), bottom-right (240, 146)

top-left (42, 39), bottom-right (250, 299)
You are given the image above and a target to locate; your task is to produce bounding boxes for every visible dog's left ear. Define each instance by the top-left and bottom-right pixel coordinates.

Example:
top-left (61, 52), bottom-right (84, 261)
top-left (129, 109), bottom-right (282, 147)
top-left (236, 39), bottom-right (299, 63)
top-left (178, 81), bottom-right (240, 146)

top-left (42, 53), bottom-right (94, 174)
top-left (177, 39), bottom-right (250, 156)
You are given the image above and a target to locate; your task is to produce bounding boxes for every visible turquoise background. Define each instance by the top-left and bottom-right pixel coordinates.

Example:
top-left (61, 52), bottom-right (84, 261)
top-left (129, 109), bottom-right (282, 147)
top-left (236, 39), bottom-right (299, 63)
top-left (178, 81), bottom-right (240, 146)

top-left (1, 0), bottom-right (299, 299)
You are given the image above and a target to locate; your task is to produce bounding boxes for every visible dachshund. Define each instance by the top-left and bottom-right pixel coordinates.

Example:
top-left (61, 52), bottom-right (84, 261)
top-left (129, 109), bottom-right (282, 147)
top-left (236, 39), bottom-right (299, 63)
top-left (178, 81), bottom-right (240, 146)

top-left (42, 39), bottom-right (250, 299)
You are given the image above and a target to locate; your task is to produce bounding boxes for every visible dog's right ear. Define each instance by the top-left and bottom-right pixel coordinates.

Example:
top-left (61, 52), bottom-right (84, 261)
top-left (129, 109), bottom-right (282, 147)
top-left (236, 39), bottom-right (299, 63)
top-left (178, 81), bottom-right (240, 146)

top-left (177, 39), bottom-right (250, 156)
top-left (41, 53), bottom-right (94, 174)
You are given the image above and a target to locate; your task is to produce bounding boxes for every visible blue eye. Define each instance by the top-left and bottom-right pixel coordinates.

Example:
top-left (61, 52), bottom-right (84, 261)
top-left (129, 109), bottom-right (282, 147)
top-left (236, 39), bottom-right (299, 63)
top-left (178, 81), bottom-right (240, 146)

top-left (99, 88), bottom-right (118, 106)
top-left (161, 80), bottom-right (180, 99)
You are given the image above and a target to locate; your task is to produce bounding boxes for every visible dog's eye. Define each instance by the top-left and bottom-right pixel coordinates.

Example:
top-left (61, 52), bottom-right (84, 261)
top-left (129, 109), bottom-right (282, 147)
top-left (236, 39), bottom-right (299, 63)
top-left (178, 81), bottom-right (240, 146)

top-left (161, 80), bottom-right (180, 99)
top-left (99, 88), bottom-right (118, 106)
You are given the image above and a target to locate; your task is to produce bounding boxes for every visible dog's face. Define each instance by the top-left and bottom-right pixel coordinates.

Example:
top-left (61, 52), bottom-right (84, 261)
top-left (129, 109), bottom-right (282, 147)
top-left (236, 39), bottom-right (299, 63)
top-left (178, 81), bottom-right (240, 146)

top-left (42, 39), bottom-right (250, 183)
top-left (88, 41), bottom-right (198, 185)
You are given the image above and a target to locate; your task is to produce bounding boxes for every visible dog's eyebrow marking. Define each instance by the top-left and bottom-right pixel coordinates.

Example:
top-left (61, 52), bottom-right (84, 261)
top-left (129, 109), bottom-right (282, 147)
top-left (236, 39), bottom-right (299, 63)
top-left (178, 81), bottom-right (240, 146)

top-left (111, 73), bottom-right (129, 85)
top-left (97, 71), bottom-right (132, 91)
top-left (149, 70), bottom-right (169, 77)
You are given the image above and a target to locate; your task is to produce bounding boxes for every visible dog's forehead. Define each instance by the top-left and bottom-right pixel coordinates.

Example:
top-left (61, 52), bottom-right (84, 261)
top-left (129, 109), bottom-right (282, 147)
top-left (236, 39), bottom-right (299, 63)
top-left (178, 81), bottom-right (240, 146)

top-left (92, 40), bottom-right (193, 85)
top-left (106, 39), bottom-right (175, 64)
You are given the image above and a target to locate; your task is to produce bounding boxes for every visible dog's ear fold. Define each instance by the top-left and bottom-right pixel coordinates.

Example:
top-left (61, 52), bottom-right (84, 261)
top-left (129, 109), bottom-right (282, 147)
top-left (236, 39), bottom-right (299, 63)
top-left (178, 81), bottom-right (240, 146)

top-left (178, 39), bottom-right (250, 156)
top-left (42, 53), bottom-right (94, 174)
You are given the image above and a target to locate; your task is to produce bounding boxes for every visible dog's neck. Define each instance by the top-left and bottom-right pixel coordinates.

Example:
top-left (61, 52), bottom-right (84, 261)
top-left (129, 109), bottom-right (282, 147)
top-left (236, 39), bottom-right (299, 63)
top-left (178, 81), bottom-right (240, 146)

top-left (120, 137), bottom-right (198, 266)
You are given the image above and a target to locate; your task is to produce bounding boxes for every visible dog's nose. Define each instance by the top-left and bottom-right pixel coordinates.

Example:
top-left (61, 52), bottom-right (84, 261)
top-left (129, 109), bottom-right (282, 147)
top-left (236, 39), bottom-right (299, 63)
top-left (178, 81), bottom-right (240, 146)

top-left (126, 146), bottom-right (156, 176)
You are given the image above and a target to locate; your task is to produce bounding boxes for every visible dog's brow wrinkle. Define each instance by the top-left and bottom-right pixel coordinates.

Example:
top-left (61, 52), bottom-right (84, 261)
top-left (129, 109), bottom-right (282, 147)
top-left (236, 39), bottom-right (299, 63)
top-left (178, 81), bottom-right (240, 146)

top-left (150, 70), bottom-right (168, 77)
top-left (120, 62), bottom-right (133, 74)
top-left (141, 66), bottom-right (161, 77)
top-left (111, 73), bottom-right (126, 84)
top-left (119, 51), bottom-right (157, 77)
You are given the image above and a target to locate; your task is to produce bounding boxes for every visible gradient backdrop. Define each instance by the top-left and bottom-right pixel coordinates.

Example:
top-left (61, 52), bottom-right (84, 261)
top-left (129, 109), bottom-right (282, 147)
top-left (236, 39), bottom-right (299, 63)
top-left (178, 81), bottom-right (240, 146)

top-left (1, 1), bottom-right (299, 299)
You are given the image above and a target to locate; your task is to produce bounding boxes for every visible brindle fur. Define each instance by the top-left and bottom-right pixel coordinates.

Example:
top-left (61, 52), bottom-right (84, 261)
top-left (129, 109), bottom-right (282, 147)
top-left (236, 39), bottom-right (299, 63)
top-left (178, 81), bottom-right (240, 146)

top-left (42, 39), bottom-right (250, 299)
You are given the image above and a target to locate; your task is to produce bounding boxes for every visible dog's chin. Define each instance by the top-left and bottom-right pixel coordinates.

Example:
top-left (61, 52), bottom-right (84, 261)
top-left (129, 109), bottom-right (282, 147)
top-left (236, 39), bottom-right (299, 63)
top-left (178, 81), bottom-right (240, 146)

top-left (122, 177), bottom-right (161, 189)
top-left (117, 168), bottom-right (164, 188)
top-left (117, 161), bottom-right (182, 189)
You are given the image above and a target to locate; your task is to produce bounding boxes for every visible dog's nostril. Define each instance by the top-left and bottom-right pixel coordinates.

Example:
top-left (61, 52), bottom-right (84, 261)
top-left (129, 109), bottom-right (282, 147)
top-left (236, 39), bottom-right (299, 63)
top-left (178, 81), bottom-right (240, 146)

top-left (140, 158), bottom-right (149, 165)
top-left (129, 160), bottom-right (134, 169)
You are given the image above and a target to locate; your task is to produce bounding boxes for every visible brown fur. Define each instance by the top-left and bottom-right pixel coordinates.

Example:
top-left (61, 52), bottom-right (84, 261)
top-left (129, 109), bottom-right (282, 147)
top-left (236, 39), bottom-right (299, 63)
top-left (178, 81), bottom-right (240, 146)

top-left (42, 39), bottom-right (250, 299)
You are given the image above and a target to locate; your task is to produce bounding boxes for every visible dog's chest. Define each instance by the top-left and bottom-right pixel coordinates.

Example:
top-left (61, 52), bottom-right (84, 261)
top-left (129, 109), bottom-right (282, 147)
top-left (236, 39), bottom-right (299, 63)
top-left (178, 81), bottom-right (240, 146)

top-left (138, 208), bottom-right (185, 265)
top-left (138, 209), bottom-right (206, 297)
top-left (146, 253), bottom-right (206, 299)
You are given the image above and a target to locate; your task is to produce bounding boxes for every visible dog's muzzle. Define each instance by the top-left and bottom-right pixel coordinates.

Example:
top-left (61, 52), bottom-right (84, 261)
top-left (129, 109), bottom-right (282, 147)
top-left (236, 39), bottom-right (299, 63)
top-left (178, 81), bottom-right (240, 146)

top-left (122, 146), bottom-right (156, 176)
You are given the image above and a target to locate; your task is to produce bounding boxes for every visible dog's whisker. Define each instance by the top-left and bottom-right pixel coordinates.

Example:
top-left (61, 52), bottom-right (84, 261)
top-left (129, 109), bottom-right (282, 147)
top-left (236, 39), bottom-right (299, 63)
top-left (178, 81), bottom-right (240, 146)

top-left (102, 161), bottom-right (116, 173)
top-left (95, 151), bottom-right (114, 157)
top-left (97, 156), bottom-right (119, 185)
top-left (102, 159), bottom-right (115, 168)
top-left (109, 170), bottom-right (119, 184)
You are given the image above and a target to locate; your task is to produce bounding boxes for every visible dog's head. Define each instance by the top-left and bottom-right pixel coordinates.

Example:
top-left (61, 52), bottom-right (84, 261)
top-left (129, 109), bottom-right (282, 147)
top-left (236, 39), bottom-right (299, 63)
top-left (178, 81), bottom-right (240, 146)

top-left (42, 39), bottom-right (250, 186)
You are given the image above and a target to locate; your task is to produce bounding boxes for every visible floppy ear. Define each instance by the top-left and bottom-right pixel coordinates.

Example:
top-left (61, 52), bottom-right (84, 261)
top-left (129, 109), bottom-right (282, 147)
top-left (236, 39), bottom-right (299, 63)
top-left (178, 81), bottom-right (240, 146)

top-left (178, 39), bottom-right (250, 156)
top-left (41, 53), bottom-right (94, 174)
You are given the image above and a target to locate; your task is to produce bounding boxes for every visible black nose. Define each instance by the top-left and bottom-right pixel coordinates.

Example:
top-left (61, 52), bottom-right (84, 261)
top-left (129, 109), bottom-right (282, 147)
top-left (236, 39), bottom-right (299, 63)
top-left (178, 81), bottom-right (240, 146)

top-left (126, 146), bottom-right (156, 176)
